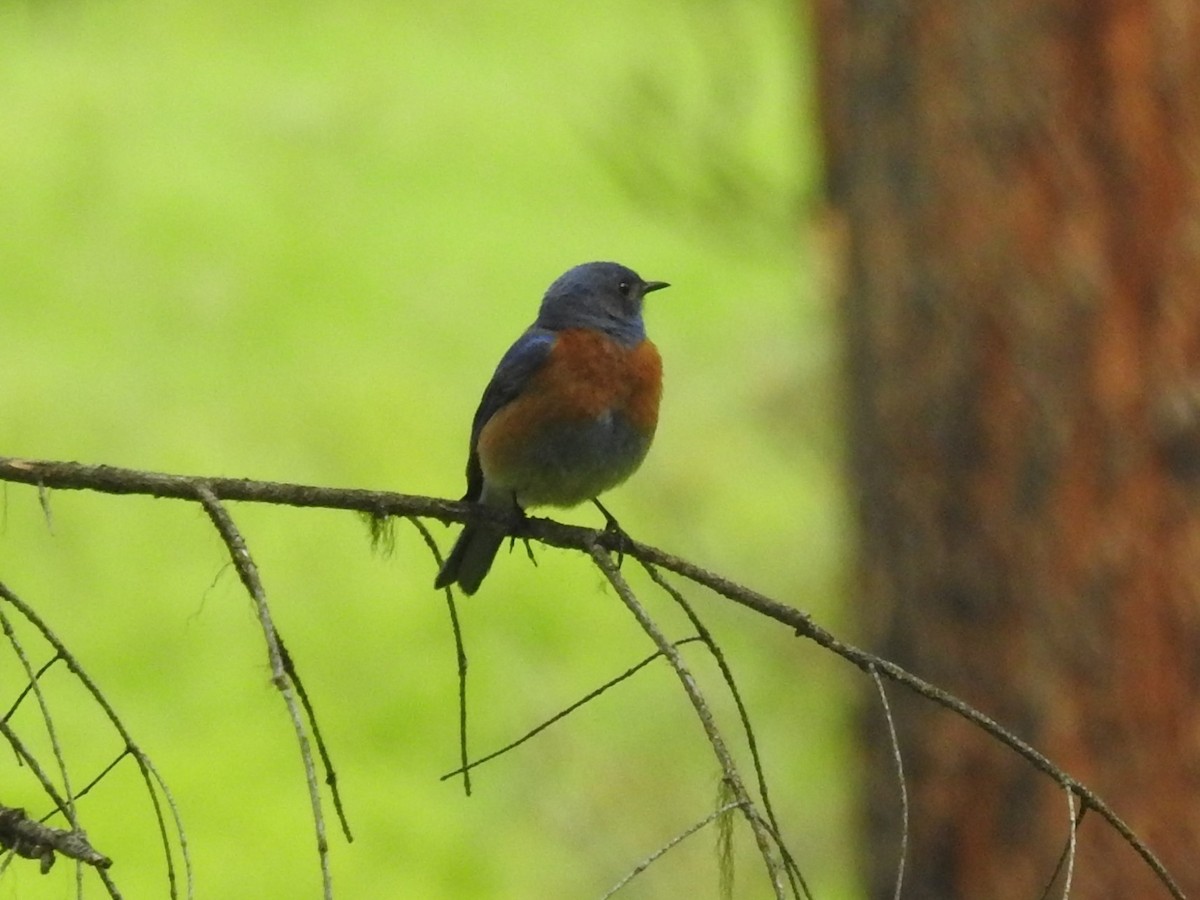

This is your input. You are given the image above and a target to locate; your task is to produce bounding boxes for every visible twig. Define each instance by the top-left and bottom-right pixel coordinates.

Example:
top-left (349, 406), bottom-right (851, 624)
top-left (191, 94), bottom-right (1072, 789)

top-left (628, 544), bottom-right (1186, 900)
top-left (588, 545), bottom-right (787, 899)
top-left (0, 596), bottom-right (128, 897)
top-left (1039, 791), bottom-right (1086, 900)
top-left (0, 456), bottom-right (1185, 899)
top-left (0, 719), bottom-right (120, 900)
top-left (0, 720), bottom-right (78, 849)
top-left (195, 486), bottom-right (332, 900)
top-left (275, 636), bottom-right (353, 843)
top-left (601, 801), bottom-right (743, 899)
top-left (641, 561), bottom-right (810, 899)
top-left (0, 581), bottom-right (191, 899)
top-left (440, 637), bottom-right (705, 782)
top-left (1, 655), bottom-right (60, 723)
top-left (36, 482), bottom-right (53, 533)
top-left (1061, 785), bottom-right (1077, 899)
top-left (0, 457), bottom-right (458, 520)
top-left (869, 664), bottom-right (907, 900)
top-left (718, 777), bottom-right (735, 899)
top-left (407, 517), bottom-right (472, 798)
top-left (0, 605), bottom-right (76, 825)
top-left (0, 802), bottom-right (111, 872)
top-left (72, 749), bottom-right (131, 806)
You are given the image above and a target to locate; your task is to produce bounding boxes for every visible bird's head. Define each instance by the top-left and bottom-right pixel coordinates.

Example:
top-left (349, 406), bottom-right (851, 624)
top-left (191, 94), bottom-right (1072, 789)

top-left (536, 261), bottom-right (669, 346)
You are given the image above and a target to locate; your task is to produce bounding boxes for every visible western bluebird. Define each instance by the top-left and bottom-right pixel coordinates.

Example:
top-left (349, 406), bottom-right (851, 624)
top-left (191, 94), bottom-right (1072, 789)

top-left (434, 261), bottom-right (669, 594)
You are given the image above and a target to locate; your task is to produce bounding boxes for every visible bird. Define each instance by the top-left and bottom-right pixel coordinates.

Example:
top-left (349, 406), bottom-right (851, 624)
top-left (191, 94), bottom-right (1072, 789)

top-left (434, 261), bottom-right (669, 594)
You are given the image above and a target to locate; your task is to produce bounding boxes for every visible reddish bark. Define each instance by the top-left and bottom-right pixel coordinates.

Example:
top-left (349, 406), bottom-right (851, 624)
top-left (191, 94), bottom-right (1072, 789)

top-left (812, 1), bottom-right (1200, 895)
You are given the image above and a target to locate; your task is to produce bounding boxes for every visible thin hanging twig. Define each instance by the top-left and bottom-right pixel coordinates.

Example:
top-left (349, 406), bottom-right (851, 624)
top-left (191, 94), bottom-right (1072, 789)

top-left (406, 516), bottom-right (472, 798)
top-left (589, 544), bottom-right (787, 899)
top-left (601, 801), bottom-right (744, 899)
top-left (440, 637), bottom-right (705, 782)
top-left (0, 581), bottom-right (191, 899)
top-left (641, 561), bottom-right (810, 898)
top-left (195, 487), bottom-right (332, 900)
top-left (868, 664), bottom-right (907, 900)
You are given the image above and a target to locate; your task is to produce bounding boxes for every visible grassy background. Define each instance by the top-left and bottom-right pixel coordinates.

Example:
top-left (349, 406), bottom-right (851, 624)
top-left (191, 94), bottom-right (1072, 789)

top-left (0, 0), bottom-right (855, 896)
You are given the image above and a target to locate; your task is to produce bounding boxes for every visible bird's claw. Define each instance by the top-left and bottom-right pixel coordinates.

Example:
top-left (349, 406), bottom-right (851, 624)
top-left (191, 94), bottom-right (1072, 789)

top-left (505, 506), bottom-right (537, 566)
top-left (592, 499), bottom-right (632, 568)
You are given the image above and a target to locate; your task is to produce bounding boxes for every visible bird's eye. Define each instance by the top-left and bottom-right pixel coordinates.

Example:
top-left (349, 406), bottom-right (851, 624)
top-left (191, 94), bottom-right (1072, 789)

top-left (618, 280), bottom-right (631, 294)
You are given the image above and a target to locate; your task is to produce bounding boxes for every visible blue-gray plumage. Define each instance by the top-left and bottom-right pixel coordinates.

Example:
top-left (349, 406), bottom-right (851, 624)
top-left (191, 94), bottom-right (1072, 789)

top-left (434, 261), bottom-right (668, 594)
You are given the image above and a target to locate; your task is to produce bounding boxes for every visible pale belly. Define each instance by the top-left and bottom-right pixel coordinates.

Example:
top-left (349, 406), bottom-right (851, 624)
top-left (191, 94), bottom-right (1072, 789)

top-left (482, 409), bottom-right (653, 508)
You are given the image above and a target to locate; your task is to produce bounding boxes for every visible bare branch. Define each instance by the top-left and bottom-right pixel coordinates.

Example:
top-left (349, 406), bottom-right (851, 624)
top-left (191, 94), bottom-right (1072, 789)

top-left (641, 562), bottom-right (810, 898)
top-left (36, 481), bottom-right (53, 533)
top-left (601, 800), bottom-right (743, 899)
top-left (0, 603), bottom-right (76, 824)
top-left (1061, 786), bottom-right (1077, 900)
top-left (0, 455), bottom-right (1185, 898)
top-left (0, 456), bottom-right (458, 520)
top-left (275, 637), bottom-right (353, 844)
top-left (1039, 790), bottom-right (1086, 900)
top-left (194, 487), bottom-right (332, 900)
top-left (588, 545), bottom-right (787, 899)
top-left (868, 665), bottom-right (907, 900)
top-left (0, 802), bottom-right (111, 872)
top-left (629, 545), bottom-right (1186, 900)
top-left (0, 720), bottom-right (77, 846)
top-left (440, 637), bottom-right (705, 782)
top-left (0, 580), bottom-right (191, 898)
top-left (1, 655), bottom-right (60, 723)
top-left (408, 516), bottom-right (472, 798)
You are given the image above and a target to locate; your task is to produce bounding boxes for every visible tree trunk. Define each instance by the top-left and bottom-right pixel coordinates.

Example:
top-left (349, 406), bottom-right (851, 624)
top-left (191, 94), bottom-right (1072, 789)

top-left (812, 1), bottom-right (1200, 896)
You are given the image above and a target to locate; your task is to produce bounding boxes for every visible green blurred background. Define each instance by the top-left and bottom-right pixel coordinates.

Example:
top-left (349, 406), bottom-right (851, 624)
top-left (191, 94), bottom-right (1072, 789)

top-left (1, 0), bottom-right (854, 896)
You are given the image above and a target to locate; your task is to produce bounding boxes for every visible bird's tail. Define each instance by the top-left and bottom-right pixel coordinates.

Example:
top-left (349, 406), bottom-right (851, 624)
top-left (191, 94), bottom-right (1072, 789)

top-left (434, 522), bottom-right (506, 595)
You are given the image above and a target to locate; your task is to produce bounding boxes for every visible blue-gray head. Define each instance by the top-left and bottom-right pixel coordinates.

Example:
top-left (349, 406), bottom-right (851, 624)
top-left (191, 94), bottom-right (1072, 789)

top-left (536, 261), bottom-right (669, 346)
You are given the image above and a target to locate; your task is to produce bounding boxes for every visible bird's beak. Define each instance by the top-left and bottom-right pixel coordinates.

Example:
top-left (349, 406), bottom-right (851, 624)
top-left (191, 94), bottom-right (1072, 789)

top-left (643, 280), bottom-right (670, 294)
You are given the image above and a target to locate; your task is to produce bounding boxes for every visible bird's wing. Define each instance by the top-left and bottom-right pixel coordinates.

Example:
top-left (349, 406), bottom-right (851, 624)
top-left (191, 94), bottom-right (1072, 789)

top-left (461, 327), bottom-right (557, 501)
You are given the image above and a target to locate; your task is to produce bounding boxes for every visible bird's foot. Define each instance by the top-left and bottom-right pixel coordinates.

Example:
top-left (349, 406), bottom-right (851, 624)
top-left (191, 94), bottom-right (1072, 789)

top-left (592, 499), bottom-right (632, 568)
top-left (505, 507), bottom-right (537, 566)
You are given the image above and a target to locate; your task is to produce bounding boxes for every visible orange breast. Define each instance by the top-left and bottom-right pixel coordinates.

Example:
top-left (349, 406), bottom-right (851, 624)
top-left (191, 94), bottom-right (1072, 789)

top-left (538, 329), bottom-right (662, 431)
top-left (475, 329), bottom-right (662, 500)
